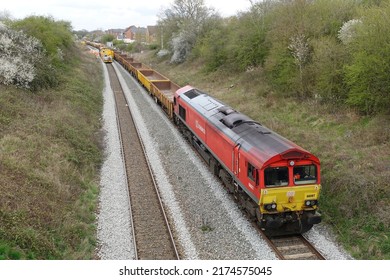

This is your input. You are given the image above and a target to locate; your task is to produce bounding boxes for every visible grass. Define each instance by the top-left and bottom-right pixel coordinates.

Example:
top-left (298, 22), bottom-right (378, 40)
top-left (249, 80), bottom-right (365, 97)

top-left (0, 44), bottom-right (103, 259)
top-left (134, 51), bottom-right (390, 260)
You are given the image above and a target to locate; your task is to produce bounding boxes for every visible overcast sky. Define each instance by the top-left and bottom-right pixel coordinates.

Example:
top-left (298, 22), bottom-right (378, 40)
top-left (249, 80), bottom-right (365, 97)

top-left (3, 0), bottom-right (253, 31)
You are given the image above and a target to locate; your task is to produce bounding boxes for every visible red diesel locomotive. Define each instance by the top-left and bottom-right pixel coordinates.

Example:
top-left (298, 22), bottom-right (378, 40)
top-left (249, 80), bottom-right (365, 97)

top-left (173, 86), bottom-right (321, 236)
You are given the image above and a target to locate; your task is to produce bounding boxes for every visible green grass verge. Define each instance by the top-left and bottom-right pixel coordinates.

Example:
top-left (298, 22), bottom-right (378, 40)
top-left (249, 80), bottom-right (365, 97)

top-left (0, 44), bottom-right (103, 259)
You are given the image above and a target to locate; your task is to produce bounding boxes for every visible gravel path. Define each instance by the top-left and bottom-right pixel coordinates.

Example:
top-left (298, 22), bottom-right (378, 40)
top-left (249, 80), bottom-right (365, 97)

top-left (96, 60), bottom-right (353, 260)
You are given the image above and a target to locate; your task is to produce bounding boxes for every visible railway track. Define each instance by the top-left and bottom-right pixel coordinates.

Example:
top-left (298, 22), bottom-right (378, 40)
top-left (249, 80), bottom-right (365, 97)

top-left (106, 63), bottom-right (179, 260)
top-left (260, 231), bottom-right (325, 260)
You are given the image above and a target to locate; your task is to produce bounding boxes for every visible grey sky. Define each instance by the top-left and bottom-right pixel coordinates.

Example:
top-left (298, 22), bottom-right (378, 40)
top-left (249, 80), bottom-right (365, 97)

top-left (3, 0), bottom-right (253, 31)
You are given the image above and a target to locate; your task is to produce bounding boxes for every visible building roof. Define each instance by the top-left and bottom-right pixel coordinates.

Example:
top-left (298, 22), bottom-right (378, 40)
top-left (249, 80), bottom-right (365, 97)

top-left (147, 26), bottom-right (158, 35)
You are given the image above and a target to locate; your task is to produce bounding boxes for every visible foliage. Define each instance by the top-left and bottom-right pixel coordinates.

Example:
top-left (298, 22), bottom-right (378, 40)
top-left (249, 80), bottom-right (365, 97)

top-left (11, 16), bottom-right (73, 66)
top-left (194, 18), bottom-right (228, 72)
top-left (343, 3), bottom-right (390, 114)
top-left (288, 34), bottom-right (312, 96)
top-left (158, 0), bottom-right (217, 63)
top-left (170, 27), bottom-right (197, 63)
top-left (338, 19), bottom-right (362, 45)
top-left (101, 34), bottom-right (115, 44)
top-left (0, 10), bottom-right (12, 22)
top-left (157, 0), bottom-right (390, 113)
top-left (227, 9), bottom-right (269, 71)
top-left (0, 16), bottom-right (75, 91)
top-left (0, 23), bottom-right (44, 88)
top-left (310, 36), bottom-right (348, 103)
top-left (73, 29), bottom-right (89, 40)
top-left (194, 3), bottom-right (270, 72)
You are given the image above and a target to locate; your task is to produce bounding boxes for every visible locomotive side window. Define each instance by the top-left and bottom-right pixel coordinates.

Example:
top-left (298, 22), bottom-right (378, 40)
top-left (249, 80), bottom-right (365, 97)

top-left (265, 167), bottom-right (288, 187)
top-left (293, 165), bottom-right (317, 185)
top-left (247, 162), bottom-right (258, 184)
top-left (179, 105), bottom-right (186, 121)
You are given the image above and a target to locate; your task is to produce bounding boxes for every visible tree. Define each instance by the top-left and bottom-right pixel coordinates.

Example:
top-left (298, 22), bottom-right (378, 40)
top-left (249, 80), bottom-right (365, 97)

top-left (227, 3), bottom-right (271, 71)
top-left (73, 29), bottom-right (90, 40)
top-left (101, 34), bottom-right (115, 44)
top-left (338, 19), bottom-right (362, 45)
top-left (5, 16), bottom-right (75, 90)
top-left (311, 36), bottom-right (348, 103)
top-left (0, 23), bottom-right (44, 88)
top-left (11, 16), bottom-right (73, 66)
top-left (344, 3), bottom-right (390, 114)
top-left (194, 1), bottom-right (273, 72)
top-left (158, 0), bottom-right (216, 63)
top-left (264, 0), bottom-right (313, 97)
top-left (194, 17), bottom-right (227, 72)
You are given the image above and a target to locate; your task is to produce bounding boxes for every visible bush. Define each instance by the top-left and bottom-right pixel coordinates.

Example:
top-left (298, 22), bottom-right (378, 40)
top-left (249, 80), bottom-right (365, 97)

top-left (343, 4), bottom-right (390, 114)
top-left (194, 19), bottom-right (228, 71)
top-left (0, 23), bottom-right (44, 88)
top-left (6, 16), bottom-right (75, 90)
top-left (311, 36), bottom-right (349, 103)
top-left (227, 13), bottom-right (269, 72)
top-left (11, 16), bottom-right (73, 66)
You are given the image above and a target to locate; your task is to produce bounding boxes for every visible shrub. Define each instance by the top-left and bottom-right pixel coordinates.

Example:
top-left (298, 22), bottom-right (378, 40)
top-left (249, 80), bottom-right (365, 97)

top-left (0, 23), bottom-right (44, 88)
top-left (11, 16), bottom-right (73, 67)
top-left (6, 16), bottom-right (75, 90)
top-left (343, 4), bottom-right (390, 114)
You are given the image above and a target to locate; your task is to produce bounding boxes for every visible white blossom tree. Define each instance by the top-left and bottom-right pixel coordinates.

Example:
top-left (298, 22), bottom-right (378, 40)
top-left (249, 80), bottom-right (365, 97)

top-left (0, 23), bottom-right (44, 88)
top-left (159, 0), bottom-right (216, 63)
top-left (338, 19), bottom-right (362, 45)
top-left (288, 34), bottom-right (311, 96)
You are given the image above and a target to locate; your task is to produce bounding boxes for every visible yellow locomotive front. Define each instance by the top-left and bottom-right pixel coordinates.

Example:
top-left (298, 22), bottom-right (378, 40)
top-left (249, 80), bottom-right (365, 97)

top-left (257, 156), bottom-right (322, 236)
top-left (100, 48), bottom-right (114, 63)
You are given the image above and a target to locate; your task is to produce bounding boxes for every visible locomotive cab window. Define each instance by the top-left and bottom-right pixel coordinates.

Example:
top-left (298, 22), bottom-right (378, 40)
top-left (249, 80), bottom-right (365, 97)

top-left (293, 165), bottom-right (317, 185)
top-left (247, 162), bottom-right (258, 185)
top-left (179, 105), bottom-right (186, 121)
top-left (264, 167), bottom-right (288, 187)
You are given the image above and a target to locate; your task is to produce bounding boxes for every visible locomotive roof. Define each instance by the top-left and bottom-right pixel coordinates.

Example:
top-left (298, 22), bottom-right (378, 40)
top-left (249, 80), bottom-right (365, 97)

top-left (178, 87), bottom-right (318, 167)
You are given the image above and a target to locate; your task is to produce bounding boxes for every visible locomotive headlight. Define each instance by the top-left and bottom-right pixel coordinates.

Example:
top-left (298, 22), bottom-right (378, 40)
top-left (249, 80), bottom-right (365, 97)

top-left (264, 203), bottom-right (277, 211)
top-left (304, 200), bottom-right (318, 207)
